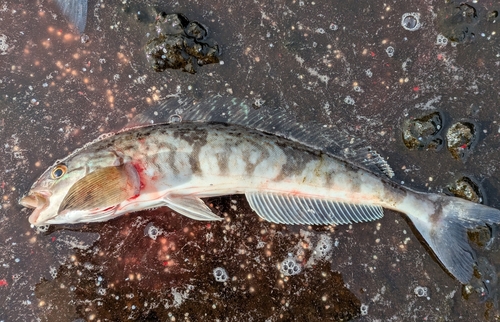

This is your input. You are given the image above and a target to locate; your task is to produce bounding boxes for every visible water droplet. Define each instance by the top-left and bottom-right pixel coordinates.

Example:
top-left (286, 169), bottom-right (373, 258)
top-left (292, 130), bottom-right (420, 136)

top-left (385, 46), bottom-right (395, 57)
top-left (414, 286), bottom-right (429, 297)
top-left (80, 34), bottom-right (90, 43)
top-left (169, 114), bottom-right (182, 123)
top-left (213, 267), bottom-right (229, 282)
top-left (401, 13), bottom-right (421, 31)
top-left (436, 34), bottom-right (448, 46)
top-left (344, 96), bottom-right (355, 105)
top-left (146, 224), bottom-right (160, 240)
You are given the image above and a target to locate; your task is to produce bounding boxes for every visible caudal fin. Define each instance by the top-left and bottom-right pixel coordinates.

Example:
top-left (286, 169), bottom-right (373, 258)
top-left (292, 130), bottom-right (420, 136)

top-left (409, 195), bottom-right (500, 284)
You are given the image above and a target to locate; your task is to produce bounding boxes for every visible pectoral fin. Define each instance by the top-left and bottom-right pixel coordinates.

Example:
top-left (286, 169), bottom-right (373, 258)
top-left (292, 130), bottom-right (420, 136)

top-left (59, 163), bottom-right (140, 213)
top-left (163, 195), bottom-right (222, 221)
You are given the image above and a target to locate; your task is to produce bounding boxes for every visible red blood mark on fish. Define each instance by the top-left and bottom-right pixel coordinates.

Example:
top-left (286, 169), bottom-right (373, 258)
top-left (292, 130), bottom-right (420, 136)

top-left (0, 279), bottom-right (7, 287)
top-left (132, 162), bottom-right (146, 174)
top-left (51, 237), bottom-right (56, 242)
top-left (288, 189), bottom-right (304, 196)
top-left (132, 161), bottom-right (147, 189)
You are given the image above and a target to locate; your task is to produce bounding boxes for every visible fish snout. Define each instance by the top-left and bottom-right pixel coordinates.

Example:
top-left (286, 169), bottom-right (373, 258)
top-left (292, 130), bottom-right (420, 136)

top-left (19, 192), bottom-right (49, 209)
top-left (20, 192), bottom-right (52, 225)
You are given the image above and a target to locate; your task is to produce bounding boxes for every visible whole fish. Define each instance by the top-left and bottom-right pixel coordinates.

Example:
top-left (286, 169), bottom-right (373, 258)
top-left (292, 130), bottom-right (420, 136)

top-left (19, 97), bottom-right (500, 284)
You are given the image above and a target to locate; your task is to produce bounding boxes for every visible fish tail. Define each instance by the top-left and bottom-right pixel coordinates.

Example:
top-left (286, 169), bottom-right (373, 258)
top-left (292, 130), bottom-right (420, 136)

top-left (408, 194), bottom-right (500, 284)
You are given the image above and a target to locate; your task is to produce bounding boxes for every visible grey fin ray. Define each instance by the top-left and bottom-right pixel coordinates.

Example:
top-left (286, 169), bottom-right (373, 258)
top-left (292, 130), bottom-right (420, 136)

top-left (54, 0), bottom-right (88, 33)
top-left (245, 191), bottom-right (384, 225)
top-left (407, 195), bottom-right (500, 284)
top-left (127, 95), bottom-right (394, 178)
top-left (163, 195), bottom-right (223, 221)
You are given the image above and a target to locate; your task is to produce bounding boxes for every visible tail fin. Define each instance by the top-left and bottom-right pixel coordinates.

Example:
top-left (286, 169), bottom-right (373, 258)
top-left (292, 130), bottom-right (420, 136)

top-left (409, 195), bottom-right (500, 284)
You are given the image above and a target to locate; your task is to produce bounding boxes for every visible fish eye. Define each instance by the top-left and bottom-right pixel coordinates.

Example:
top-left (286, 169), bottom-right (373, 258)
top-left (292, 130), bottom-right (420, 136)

top-left (51, 165), bottom-right (67, 179)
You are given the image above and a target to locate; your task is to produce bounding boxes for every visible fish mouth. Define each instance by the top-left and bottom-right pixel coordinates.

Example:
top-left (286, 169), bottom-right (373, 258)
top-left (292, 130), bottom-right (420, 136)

top-left (19, 192), bottom-right (51, 225)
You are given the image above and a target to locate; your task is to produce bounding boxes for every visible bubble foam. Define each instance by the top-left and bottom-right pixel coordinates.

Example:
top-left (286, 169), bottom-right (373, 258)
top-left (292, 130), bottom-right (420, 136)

top-left (280, 257), bottom-right (302, 276)
top-left (213, 267), bottom-right (229, 282)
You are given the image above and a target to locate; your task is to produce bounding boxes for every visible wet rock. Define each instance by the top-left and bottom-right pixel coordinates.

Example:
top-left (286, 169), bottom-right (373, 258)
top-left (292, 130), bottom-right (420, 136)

top-left (145, 13), bottom-right (221, 74)
top-left (402, 112), bottom-right (443, 151)
top-left (438, 2), bottom-right (480, 43)
top-left (446, 121), bottom-right (476, 160)
top-left (185, 21), bottom-right (208, 40)
top-left (31, 204), bottom-right (361, 321)
top-left (447, 176), bottom-right (483, 203)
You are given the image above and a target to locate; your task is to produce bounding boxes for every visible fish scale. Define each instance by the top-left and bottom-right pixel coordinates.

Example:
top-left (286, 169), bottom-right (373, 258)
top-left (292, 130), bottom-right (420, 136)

top-left (19, 98), bottom-right (500, 285)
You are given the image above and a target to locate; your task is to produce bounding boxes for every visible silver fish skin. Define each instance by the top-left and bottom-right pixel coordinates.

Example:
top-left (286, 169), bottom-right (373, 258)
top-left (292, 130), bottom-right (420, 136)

top-left (20, 120), bottom-right (500, 285)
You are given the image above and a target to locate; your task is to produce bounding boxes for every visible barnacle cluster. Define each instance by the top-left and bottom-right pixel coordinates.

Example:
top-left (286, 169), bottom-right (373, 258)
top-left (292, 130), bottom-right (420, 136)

top-left (145, 13), bottom-right (221, 74)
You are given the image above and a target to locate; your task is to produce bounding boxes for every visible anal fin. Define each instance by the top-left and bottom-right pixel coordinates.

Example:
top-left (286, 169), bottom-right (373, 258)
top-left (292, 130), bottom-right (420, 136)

top-left (245, 191), bottom-right (383, 225)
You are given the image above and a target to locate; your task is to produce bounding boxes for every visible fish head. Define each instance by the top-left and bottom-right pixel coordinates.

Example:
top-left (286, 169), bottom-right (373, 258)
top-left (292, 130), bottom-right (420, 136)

top-left (20, 160), bottom-right (88, 225)
top-left (20, 149), bottom-right (141, 226)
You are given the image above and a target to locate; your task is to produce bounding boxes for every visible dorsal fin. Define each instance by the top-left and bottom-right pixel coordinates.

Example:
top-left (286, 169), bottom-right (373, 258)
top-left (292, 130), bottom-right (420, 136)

top-left (127, 95), bottom-right (394, 178)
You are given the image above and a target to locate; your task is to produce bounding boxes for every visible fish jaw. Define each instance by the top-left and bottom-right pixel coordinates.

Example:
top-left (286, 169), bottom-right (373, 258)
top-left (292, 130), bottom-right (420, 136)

top-left (19, 191), bottom-right (52, 225)
top-left (53, 206), bottom-right (120, 224)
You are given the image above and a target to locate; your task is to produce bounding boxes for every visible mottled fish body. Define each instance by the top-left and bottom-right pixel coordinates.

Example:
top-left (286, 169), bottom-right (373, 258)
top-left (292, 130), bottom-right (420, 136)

top-left (20, 97), bottom-right (500, 284)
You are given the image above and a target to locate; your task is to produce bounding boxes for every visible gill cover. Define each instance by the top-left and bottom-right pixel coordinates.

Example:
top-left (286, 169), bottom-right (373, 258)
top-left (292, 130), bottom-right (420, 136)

top-left (58, 163), bottom-right (140, 213)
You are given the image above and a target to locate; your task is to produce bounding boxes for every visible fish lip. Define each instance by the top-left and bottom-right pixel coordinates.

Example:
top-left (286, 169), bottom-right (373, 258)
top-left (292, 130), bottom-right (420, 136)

top-left (19, 196), bottom-right (37, 209)
top-left (19, 191), bottom-right (51, 225)
top-left (19, 191), bottom-right (51, 208)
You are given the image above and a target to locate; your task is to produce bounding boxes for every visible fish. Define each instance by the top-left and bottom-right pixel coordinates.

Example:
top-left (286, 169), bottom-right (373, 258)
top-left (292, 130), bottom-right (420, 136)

top-left (19, 96), bottom-right (500, 284)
